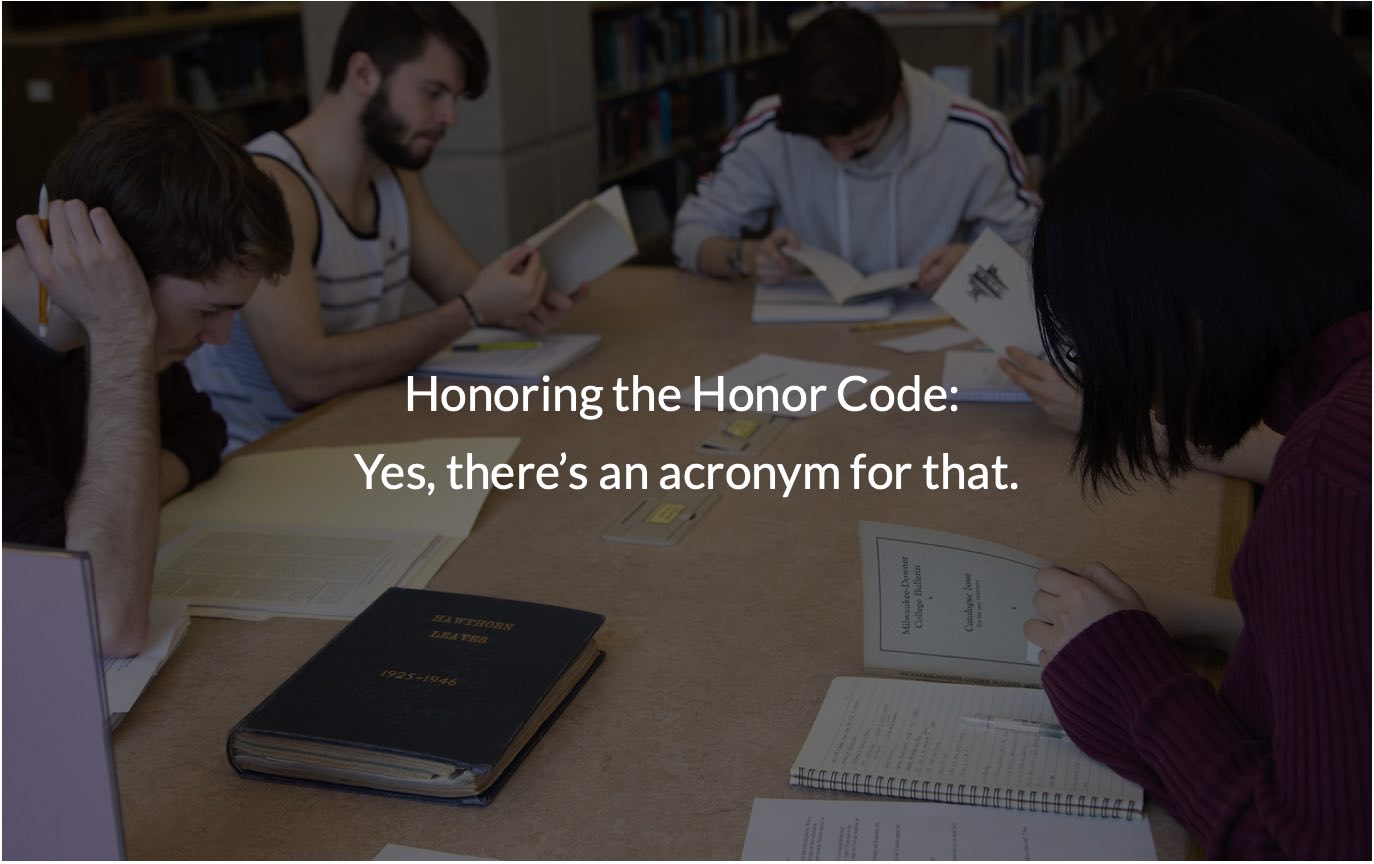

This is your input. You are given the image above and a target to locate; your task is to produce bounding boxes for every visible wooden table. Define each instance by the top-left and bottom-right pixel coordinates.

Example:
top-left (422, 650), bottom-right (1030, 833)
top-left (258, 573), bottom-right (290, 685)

top-left (117, 268), bottom-right (1250, 859)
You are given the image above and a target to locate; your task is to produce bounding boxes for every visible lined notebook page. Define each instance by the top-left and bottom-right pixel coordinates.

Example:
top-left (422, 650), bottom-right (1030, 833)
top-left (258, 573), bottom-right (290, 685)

top-left (791, 677), bottom-right (1142, 817)
top-left (941, 350), bottom-right (1033, 403)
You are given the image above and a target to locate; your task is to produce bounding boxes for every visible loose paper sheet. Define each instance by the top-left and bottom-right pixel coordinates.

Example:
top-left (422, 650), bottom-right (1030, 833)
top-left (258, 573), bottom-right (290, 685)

top-left (103, 595), bottom-right (188, 716)
top-left (676, 354), bottom-right (890, 418)
top-left (741, 798), bottom-right (1156, 860)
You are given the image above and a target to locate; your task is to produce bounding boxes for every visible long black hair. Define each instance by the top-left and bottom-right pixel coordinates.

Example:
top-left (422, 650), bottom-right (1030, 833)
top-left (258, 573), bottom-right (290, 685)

top-left (1031, 89), bottom-right (1370, 493)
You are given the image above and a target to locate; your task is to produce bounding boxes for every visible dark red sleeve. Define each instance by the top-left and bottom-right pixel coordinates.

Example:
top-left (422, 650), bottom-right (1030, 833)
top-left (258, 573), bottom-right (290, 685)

top-left (2, 421), bottom-right (69, 547)
top-left (157, 362), bottom-right (227, 490)
top-left (1042, 474), bottom-right (1371, 859)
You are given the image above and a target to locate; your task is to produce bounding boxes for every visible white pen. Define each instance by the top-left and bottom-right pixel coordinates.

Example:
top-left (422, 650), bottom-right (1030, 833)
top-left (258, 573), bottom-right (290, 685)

top-left (960, 715), bottom-right (1066, 739)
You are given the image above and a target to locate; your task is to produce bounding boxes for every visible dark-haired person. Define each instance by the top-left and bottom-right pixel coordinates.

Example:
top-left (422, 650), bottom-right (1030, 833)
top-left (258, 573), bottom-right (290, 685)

top-left (189, 2), bottom-right (582, 449)
top-left (672, 6), bottom-right (1038, 288)
top-left (1001, 4), bottom-right (1371, 484)
top-left (4, 105), bottom-right (294, 656)
top-left (1022, 90), bottom-right (1370, 858)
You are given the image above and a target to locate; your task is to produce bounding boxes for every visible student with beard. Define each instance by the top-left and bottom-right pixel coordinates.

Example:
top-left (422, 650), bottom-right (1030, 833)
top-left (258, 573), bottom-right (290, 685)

top-left (189, 2), bottom-right (584, 448)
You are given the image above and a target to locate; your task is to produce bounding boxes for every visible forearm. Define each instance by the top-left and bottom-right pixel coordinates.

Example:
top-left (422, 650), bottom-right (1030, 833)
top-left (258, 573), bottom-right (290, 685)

top-left (1126, 576), bottom-right (1242, 654)
top-left (65, 337), bottom-right (160, 657)
top-left (695, 236), bottom-right (754, 279)
top-left (158, 449), bottom-right (191, 503)
top-left (417, 256), bottom-right (482, 305)
top-left (1193, 423), bottom-right (1282, 485)
top-left (269, 299), bottom-right (474, 410)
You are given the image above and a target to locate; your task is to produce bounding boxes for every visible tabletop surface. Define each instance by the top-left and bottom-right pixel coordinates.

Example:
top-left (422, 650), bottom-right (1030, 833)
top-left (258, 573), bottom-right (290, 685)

top-left (115, 267), bottom-right (1242, 859)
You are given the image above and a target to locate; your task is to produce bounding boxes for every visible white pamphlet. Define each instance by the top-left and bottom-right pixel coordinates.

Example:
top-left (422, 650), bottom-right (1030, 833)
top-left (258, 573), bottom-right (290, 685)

top-left (861, 521), bottom-right (1043, 684)
top-left (525, 185), bottom-right (637, 294)
top-left (931, 228), bottom-right (1042, 357)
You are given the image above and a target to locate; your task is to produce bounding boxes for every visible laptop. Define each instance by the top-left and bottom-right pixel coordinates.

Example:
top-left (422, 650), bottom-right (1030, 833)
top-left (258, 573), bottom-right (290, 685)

top-left (3, 544), bottom-right (125, 859)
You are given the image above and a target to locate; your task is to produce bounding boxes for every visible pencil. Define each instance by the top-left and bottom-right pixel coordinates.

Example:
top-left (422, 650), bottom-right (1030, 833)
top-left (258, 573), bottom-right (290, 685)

top-left (849, 315), bottom-right (953, 333)
top-left (451, 340), bottom-right (542, 352)
top-left (37, 186), bottom-right (49, 338)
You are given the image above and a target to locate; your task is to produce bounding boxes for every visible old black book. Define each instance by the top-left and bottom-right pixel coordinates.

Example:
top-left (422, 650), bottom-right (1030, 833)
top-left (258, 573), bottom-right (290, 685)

top-left (227, 588), bottom-right (604, 805)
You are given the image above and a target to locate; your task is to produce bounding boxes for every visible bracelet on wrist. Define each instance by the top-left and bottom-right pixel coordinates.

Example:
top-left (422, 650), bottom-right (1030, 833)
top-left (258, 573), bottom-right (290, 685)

top-left (726, 241), bottom-right (748, 278)
top-left (458, 293), bottom-right (483, 327)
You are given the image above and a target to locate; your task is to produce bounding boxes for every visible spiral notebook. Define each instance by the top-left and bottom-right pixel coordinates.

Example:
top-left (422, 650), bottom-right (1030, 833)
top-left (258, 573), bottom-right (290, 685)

top-left (790, 676), bottom-right (1143, 819)
top-left (941, 350), bottom-right (1032, 404)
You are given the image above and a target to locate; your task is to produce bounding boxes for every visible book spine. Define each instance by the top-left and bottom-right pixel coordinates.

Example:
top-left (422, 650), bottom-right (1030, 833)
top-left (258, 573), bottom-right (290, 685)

top-left (789, 768), bottom-right (1140, 820)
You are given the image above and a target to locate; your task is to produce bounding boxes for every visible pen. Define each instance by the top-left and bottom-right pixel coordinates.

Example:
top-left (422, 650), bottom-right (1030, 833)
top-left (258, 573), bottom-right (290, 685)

top-left (451, 340), bottom-right (542, 352)
top-left (849, 316), bottom-right (954, 333)
top-left (960, 715), bottom-right (1066, 739)
top-left (37, 185), bottom-right (49, 338)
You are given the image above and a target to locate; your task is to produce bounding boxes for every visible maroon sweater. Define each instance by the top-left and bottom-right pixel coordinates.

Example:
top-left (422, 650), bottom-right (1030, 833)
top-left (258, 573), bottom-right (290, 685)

top-left (1042, 313), bottom-right (1371, 858)
top-left (3, 309), bottom-right (227, 546)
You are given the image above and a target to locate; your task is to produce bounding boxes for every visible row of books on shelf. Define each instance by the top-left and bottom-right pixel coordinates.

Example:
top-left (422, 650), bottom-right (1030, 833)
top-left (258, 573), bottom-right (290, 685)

top-left (996, 5), bottom-right (1115, 116)
top-left (1011, 69), bottom-right (1112, 165)
top-left (69, 28), bottom-right (302, 120)
top-left (594, 1), bottom-right (793, 97)
top-left (598, 63), bottom-right (783, 181)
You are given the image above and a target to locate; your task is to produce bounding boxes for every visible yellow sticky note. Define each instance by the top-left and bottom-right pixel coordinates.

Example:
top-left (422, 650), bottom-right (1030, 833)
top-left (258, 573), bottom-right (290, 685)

top-left (645, 503), bottom-right (685, 524)
top-left (725, 419), bottom-right (760, 439)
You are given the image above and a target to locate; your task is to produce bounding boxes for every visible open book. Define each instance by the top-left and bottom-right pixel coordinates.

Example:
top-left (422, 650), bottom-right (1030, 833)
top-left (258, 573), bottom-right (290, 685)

top-left (525, 185), bottom-right (638, 294)
top-left (781, 244), bottom-right (920, 304)
top-left (791, 676), bottom-right (1144, 818)
top-left (861, 521), bottom-right (1044, 686)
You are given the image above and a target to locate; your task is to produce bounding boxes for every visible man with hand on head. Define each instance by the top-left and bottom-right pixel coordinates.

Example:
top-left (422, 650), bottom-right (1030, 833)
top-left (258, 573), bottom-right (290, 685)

top-left (3, 105), bottom-right (293, 656)
top-left (673, 7), bottom-right (1039, 290)
top-left (189, 2), bottom-right (585, 450)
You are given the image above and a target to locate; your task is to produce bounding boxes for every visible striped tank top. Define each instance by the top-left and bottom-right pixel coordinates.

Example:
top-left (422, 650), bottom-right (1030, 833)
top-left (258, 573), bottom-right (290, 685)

top-left (186, 131), bottom-right (411, 451)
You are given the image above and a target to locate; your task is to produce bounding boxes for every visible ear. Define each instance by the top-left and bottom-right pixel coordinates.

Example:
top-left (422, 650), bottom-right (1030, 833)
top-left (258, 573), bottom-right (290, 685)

top-left (346, 51), bottom-right (383, 97)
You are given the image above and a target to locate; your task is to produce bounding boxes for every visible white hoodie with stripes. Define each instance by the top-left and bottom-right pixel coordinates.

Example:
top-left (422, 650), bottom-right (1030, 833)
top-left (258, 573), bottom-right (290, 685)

top-left (672, 63), bottom-right (1040, 275)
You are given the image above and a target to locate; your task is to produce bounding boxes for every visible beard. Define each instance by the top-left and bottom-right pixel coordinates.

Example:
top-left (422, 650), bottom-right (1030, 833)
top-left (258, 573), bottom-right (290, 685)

top-left (360, 88), bottom-right (434, 171)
